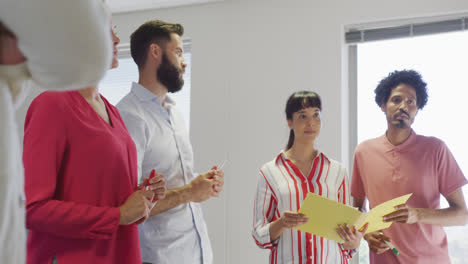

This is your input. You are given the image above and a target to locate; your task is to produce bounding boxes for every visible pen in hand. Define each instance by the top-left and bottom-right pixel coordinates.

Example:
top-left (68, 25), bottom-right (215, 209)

top-left (145, 169), bottom-right (156, 191)
top-left (145, 169), bottom-right (163, 204)
top-left (218, 160), bottom-right (228, 170)
top-left (379, 232), bottom-right (399, 255)
top-left (210, 160), bottom-right (227, 179)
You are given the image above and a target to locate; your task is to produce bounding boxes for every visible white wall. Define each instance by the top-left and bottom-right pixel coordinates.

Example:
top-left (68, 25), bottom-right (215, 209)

top-left (113, 1), bottom-right (468, 263)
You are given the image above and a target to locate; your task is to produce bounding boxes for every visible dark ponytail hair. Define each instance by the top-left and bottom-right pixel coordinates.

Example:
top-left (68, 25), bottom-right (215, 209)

top-left (285, 91), bottom-right (322, 150)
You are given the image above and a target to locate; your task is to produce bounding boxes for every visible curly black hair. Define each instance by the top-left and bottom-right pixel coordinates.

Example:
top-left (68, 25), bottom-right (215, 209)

top-left (374, 70), bottom-right (428, 109)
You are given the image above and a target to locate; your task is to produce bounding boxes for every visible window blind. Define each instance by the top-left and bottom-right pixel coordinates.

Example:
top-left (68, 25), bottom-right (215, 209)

top-left (346, 17), bottom-right (468, 43)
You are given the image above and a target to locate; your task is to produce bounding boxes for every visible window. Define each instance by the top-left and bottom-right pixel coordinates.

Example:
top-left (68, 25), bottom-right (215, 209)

top-left (349, 26), bottom-right (468, 263)
top-left (99, 40), bottom-right (192, 129)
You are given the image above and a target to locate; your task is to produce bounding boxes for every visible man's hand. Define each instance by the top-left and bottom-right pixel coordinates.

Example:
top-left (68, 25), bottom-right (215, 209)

top-left (383, 203), bottom-right (420, 224)
top-left (188, 170), bottom-right (217, 202)
top-left (279, 211), bottom-right (309, 228)
top-left (337, 223), bottom-right (369, 250)
top-left (364, 231), bottom-right (391, 254)
top-left (119, 190), bottom-right (154, 225)
top-left (210, 165), bottom-right (224, 197)
top-left (139, 170), bottom-right (166, 202)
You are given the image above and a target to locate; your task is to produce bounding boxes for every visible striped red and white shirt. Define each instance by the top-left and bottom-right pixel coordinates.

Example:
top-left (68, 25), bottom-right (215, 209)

top-left (252, 151), bottom-right (353, 264)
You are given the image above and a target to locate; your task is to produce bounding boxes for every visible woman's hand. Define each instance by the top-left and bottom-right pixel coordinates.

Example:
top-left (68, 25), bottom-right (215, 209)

top-left (269, 211), bottom-right (309, 242)
top-left (280, 211), bottom-right (309, 228)
top-left (118, 190), bottom-right (154, 225)
top-left (336, 222), bottom-right (369, 250)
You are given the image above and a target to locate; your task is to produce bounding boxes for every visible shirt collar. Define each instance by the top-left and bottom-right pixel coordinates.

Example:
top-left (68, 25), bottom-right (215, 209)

top-left (131, 82), bottom-right (176, 107)
top-left (278, 149), bottom-right (326, 162)
top-left (380, 129), bottom-right (417, 152)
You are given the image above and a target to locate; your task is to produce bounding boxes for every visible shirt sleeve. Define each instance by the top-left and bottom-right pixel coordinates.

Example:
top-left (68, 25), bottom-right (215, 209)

top-left (1, 0), bottom-right (111, 90)
top-left (23, 94), bottom-right (121, 240)
top-left (339, 244), bottom-right (357, 259)
top-left (252, 169), bottom-right (280, 250)
top-left (436, 140), bottom-right (468, 197)
top-left (118, 110), bottom-right (148, 184)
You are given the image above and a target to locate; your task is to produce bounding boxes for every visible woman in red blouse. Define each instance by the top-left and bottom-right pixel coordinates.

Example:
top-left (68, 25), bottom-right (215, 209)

top-left (23, 25), bottom-right (166, 264)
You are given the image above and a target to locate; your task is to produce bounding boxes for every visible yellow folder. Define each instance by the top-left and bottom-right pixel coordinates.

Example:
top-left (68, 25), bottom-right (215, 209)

top-left (295, 193), bottom-right (412, 243)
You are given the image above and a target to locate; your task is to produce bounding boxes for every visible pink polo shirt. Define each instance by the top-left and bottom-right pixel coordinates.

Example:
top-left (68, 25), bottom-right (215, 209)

top-left (351, 130), bottom-right (467, 264)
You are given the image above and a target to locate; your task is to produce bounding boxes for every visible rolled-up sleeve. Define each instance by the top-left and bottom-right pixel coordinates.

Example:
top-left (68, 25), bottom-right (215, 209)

top-left (252, 170), bottom-right (279, 250)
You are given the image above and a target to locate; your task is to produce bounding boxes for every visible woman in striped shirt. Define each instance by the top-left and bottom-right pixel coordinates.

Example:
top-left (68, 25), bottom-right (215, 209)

top-left (252, 91), bottom-right (367, 264)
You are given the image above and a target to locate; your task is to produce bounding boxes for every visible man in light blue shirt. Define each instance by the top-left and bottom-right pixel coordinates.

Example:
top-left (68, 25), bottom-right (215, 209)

top-left (116, 20), bottom-right (224, 264)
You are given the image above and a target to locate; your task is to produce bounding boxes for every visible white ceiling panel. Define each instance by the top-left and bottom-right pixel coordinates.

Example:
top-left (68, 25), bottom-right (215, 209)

top-left (108, 0), bottom-right (224, 14)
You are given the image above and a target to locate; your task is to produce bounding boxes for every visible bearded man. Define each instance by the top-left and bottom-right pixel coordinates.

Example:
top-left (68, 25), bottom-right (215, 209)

top-left (116, 20), bottom-right (224, 264)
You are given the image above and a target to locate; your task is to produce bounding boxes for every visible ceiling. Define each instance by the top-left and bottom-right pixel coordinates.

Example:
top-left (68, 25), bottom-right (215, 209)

top-left (108, 0), bottom-right (223, 14)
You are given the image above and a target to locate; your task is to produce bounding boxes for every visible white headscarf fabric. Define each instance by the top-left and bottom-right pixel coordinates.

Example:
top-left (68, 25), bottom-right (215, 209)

top-left (0, 63), bottom-right (29, 264)
top-left (0, 2), bottom-right (111, 262)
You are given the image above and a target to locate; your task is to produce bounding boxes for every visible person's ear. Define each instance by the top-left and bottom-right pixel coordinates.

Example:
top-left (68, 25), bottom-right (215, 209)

top-left (287, 119), bottom-right (293, 130)
top-left (380, 102), bottom-right (386, 113)
top-left (148, 43), bottom-right (163, 62)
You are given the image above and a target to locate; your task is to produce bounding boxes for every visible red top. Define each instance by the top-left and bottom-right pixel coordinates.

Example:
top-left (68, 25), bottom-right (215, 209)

top-left (23, 91), bottom-right (141, 264)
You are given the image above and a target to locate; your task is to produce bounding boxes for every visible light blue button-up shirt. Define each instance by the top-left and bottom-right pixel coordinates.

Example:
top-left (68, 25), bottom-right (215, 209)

top-left (116, 82), bottom-right (212, 264)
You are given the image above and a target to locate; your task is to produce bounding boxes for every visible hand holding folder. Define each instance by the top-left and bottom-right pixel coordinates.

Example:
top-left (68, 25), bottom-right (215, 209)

top-left (295, 193), bottom-right (412, 242)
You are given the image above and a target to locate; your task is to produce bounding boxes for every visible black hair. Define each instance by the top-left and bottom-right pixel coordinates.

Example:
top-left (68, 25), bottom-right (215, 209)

top-left (374, 70), bottom-right (428, 109)
top-left (285, 91), bottom-right (322, 150)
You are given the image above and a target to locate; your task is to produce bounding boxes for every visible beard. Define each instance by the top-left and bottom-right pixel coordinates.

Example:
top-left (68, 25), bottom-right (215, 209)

top-left (393, 120), bottom-right (408, 129)
top-left (157, 52), bottom-right (184, 93)
top-left (389, 110), bottom-right (412, 129)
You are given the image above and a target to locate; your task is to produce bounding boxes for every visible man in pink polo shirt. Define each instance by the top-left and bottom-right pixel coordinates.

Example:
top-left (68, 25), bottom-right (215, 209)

top-left (351, 70), bottom-right (468, 264)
